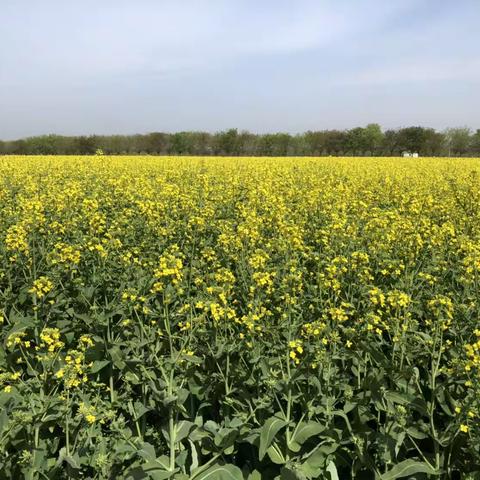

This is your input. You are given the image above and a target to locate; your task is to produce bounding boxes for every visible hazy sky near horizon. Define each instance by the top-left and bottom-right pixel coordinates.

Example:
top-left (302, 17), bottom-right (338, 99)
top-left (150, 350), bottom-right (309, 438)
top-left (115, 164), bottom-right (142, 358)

top-left (1, 0), bottom-right (479, 139)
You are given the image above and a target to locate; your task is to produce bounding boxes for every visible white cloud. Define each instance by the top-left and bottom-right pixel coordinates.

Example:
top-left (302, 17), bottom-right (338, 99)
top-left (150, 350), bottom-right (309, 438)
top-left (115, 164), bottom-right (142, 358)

top-left (0, 0), bottom-right (425, 83)
top-left (337, 58), bottom-right (480, 86)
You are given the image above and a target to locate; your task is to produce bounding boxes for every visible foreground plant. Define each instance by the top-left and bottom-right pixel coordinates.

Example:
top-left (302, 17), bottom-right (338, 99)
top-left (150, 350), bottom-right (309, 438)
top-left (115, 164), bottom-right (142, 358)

top-left (0, 155), bottom-right (479, 479)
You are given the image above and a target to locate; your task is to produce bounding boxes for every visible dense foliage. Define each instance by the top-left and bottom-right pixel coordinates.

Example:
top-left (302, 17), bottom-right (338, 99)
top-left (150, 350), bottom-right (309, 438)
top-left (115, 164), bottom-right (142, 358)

top-left (1, 156), bottom-right (480, 479)
top-left (1, 126), bottom-right (480, 157)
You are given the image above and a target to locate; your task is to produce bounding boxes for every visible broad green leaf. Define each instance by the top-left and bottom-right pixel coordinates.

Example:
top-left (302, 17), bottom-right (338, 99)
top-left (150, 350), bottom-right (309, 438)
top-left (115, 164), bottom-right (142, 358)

top-left (175, 449), bottom-right (188, 468)
top-left (379, 460), bottom-right (439, 479)
top-left (384, 391), bottom-right (413, 406)
top-left (326, 461), bottom-right (339, 480)
top-left (384, 392), bottom-right (428, 416)
top-left (280, 466), bottom-right (306, 480)
top-left (137, 442), bottom-right (157, 461)
top-left (175, 420), bottom-right (195, 443)
top-left (189, 440), bottom-right (199, 471)
top-left (267, 443), bottom-right (286, 465)
top-left (91, 359), bottom-right (110, 373)
top-left (406, 427), bottom-right (428, 440)
top-left (259, 415), bottom-right (287, 460)
top-left (140, 462), bottom-right (176, 479)
top-left (290, 421), bottom-right (325, 446)
top-left (132, 401), bottom-right (151, 421)
top-left (305, 443), bottom-right (338, 469)
top-left (108, 345), bottom-right (126, 369)
top-left (214, 428), bottom-right (238, 449)
top-left (191, 463), bottom-right (243, 480)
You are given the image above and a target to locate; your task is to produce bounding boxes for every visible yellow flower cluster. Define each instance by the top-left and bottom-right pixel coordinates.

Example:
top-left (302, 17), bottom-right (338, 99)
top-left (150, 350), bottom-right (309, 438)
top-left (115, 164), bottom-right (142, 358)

top-left (49, 242), bottom-right (81, 267)
top-left (29, 276), bottom-right (54, 299)
top-left (55, 349), bottom-right (91, 389)
top-left (5, 223), bottom-right (29, 262)
top-left (39, 328), bottom-right (64, 353)
top-left (151, 250), bottom-right (184, 293)
top-left (464, 330), bottom-right (480, 373)
top-left (6, 331), bottom-right (27, 350)
top-left (426, 295), bottom-right (454, 333)
top-left (78, 402), bottom-right (97, 424)
top-left (289, 339), bottom-right (304, 364)
top-left (0, 371), bottom-right (21, 392)
top-left (387, 290), bottom-right (411, 310)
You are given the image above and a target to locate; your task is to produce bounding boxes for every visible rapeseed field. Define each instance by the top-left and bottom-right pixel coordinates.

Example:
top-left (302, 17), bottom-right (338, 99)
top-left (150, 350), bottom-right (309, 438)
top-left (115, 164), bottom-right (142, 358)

top-left (0, 156), bottom-right (479, 479)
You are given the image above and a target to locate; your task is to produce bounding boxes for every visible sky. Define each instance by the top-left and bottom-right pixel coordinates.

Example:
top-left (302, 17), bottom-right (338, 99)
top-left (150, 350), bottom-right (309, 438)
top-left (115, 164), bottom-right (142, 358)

top-left (1, 0), bottom-right (479, 139)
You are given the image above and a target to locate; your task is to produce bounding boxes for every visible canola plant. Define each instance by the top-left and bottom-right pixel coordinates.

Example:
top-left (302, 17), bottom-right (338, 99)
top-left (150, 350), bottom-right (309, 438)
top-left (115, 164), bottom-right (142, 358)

top-left (0, 155), bottom-right (479, 479)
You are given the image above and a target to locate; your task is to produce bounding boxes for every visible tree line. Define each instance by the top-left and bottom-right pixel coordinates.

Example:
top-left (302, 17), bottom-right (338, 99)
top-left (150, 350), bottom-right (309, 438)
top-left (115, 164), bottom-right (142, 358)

top-left (1, 125), bottom-right (479, 156)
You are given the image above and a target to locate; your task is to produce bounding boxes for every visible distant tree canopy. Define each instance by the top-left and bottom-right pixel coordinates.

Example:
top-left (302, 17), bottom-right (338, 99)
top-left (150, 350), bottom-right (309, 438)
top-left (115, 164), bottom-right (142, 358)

top-left (1, 125), bottom-right (479, 156)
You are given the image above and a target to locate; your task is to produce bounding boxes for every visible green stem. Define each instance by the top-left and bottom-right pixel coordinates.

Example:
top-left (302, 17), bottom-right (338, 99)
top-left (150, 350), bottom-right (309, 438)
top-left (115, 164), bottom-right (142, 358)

top-left (66, 389), bottom-right (70, 457)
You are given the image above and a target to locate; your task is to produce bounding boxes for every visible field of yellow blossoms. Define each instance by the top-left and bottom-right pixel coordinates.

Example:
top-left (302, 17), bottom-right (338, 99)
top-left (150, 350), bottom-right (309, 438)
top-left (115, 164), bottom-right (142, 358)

top-left (1, 155), bottom-right (480, 479)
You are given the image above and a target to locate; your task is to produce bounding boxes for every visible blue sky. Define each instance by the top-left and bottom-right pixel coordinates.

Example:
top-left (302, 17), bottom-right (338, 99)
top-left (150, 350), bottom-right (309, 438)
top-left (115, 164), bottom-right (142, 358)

top-left (1, 0), bottom-right (479, 139)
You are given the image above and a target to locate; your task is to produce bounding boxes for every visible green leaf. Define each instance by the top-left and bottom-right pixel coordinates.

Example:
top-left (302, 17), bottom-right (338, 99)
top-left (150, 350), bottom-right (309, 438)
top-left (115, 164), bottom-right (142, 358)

top-left (191, 464), bottom-right (244, 480)
top-left (176, 449), bottom-right (188, 468)
top-left (290, 421), bottom-right (325, 446)
top-left (0, 409), bottom-right (8, 435)
top-left (108, 345), bottom-right (126, 369)
top-left (384, 391), bottom-right (427, 416)
top-left (259, 415), bottom-right (287, 460)
top-left (140, 462), bottom-right (176, 479)
top-left (384, 391), bottom-right (413, 406)
top-left (189, 440), bottom-right (199, 471)
top-left (326, 461), bottom-right (339, 480)
top-left (175, 420), bottom-right (195, 443)
top-left (132, 401), bottom-right (151, 421)
top-left (379, 460), bottom-right (439, 479)
top-left (305, 443), bottom-right (338, 469)
top-left (280, 467), bottom-right (306, 480)
top-left (91, 359), bottom-right (110, 373)
top-left (405, 427), bottom-right (428, 440)
top-left (137, 442), bottom-right (157, 461)
top-left (267, 443), bottom-right (286, 465)
top-left (214, 427), bottom-right (238, 449)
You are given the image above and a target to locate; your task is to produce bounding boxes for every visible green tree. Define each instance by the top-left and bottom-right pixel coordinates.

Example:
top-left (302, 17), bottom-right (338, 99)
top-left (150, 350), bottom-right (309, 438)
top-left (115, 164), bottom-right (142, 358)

top-left (444, 127), bottom-right (472, 156)
top-left (215, 129), bottom-right (239, 155)
top-left (74, 136), bottom-right (97, 155)
top-left (470, 129), bottom-right (480, 155)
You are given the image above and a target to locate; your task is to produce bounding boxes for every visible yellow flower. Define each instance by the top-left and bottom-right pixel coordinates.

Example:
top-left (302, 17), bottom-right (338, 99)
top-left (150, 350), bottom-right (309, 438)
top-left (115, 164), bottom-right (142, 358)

top-left (39, 328), bottom-right (64, 354)
top-left (79, 335), bottom-right (94, 349)
top-left (29, 276), bottom-right (54, 299)
top-left (78, 402), bottom-right (97, 424)
top-left (6, 332), bottom-right (27, 350)
top-left (85, 414), bottom-right (96, 424)
top-left (460, 424), bottom-right (469, 433)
